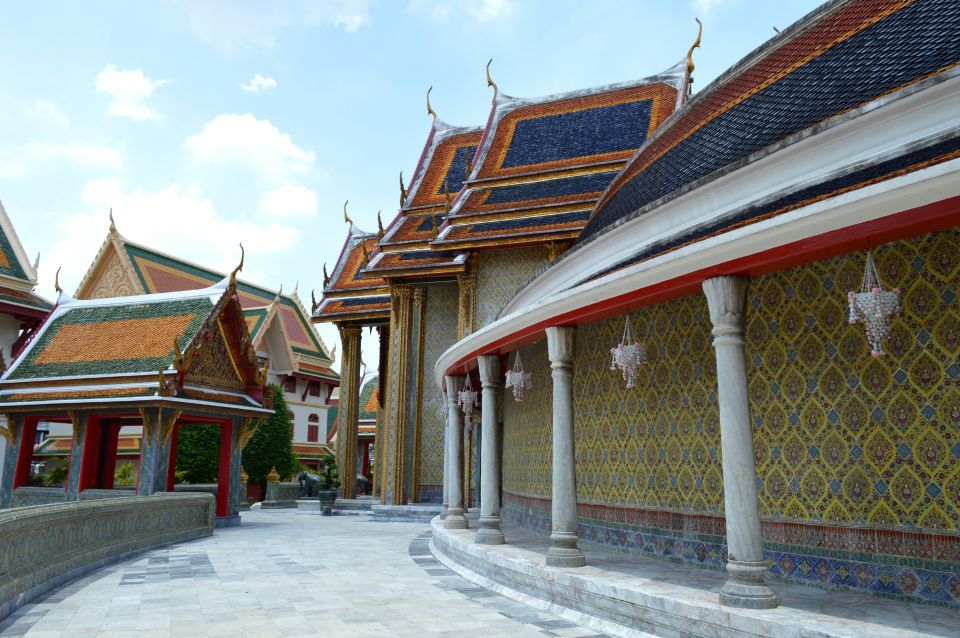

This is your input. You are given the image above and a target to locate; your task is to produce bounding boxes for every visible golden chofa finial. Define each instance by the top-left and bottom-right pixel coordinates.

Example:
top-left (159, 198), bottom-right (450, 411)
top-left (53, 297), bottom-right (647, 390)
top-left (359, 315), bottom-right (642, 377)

top-left (54, 266), bottom-right (63, 295)
top-left (687, 18), bottom-right (703, 77)
top-left (399, 171), bottom-right (407, 208)
top-left (426, 86), bottom-right (437, 122)
top-left (108, 208), bottom-right (117, 233)
top-left (322, 263), bottom-right (330, 288)
top-left (486, 58), bottom-right (498, 98)
top-left (311, 289), bottom-right (319, 313)
top-left (377, 210), bottom-right (385, 240)
top-left (343, 200), bottom-right (353, 227)
top-left (229, 243), bottom-right (244, 287)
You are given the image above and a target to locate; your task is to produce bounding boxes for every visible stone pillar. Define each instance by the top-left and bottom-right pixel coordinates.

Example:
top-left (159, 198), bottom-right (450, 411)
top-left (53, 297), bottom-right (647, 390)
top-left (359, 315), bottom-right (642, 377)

top-left (476, 355), bottom-right (504, 544)
top-left (441, 387), bottom-right (449, 519)
top-left (65, 412), bottom-right (87, 501)
top-left (545, 326), bottom-right (585, 568)
top-left (444, 375), bottom-right (467, 529)
top-left (703, 276), bottom-right (778, 609)
top-left (0, 415), bottom-right (34, 508)
top-left (337, 324), bottom-right (362, 500)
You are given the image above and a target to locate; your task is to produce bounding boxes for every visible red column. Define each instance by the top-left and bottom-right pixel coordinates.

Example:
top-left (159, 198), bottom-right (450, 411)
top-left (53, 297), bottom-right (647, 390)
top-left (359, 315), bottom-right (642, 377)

top-left (99, 423), bottom-right (120, 489)
top-left (165, 423), bottom-right (181, 492)
top-left (78, 415), bottom-right (102, 492)
top-left (216, 420), bottom-right (233, 518)
top-left (360, 440), bottom-right (370, 476)
top-left (12, 417), bottom-right (39, 489)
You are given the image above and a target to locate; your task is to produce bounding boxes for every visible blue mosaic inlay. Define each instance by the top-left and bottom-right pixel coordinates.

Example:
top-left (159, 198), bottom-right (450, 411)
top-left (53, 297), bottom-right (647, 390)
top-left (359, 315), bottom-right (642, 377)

top-left (502, 99), bottom-right (653, 168)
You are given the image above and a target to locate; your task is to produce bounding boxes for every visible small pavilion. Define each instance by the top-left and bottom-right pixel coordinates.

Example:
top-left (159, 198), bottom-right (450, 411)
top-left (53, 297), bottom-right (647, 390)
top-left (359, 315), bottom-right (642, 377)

top-left (0, 266), bottom-right (272, 524)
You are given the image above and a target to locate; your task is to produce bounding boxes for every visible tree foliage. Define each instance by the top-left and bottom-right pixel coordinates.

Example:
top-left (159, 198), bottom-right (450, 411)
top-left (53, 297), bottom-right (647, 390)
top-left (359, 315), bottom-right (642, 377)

top-left (243, 384), bottom-right (296, 484)
top-left (175, 424), bottom-right (221, 483)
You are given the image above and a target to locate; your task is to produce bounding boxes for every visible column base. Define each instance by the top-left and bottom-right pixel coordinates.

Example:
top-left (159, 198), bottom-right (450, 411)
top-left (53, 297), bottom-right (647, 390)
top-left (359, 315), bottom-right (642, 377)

top-left (475, 516), bottom-right (505, 545)
top-left (444, 507), bottom-right (468, 529)
top-left (440, 502), bottom-right (448, 520)
top-left (720, 560), bottom-right (778, 609)
top-left (546, 531), bottom-right (585, 568)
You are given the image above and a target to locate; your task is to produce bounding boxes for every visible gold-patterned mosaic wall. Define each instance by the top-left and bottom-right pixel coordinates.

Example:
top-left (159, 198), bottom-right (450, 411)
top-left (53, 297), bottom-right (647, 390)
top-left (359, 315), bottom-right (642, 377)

top-left (573, 294), bottom-right (723, 512)
top-left (418, 282), bottom-right (460, 494)
top-left (501, 292), bottom-right (722, 513)
top-left (749, 228), bottom-right (960, 530)
top-left (474, 248), bottom-right (548, 329)
top-left (502, 340), bottom-right (552, 498)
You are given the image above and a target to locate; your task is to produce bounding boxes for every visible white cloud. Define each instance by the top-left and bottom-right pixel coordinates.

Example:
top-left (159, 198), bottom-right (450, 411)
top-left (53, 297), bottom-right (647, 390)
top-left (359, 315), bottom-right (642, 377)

top-left (185, 0), bottom-right (371, 51)
top-left (40, 178), bottom-right (300, 298)
top-left (259, 184), bottom-right (318, 217)
top-left (28, 99), bottom-right (69, 127)
top-left (0, 141), bottom-right (123, 179)
top-left (408, 0), bottom-right (514, 22)
top-left (24, 141), bottom-right (123, 170)
top-left (240, 73), bottom-right (278, 93)
top-left (184, 113), bottom-right (315, 183)
top-left (471, 0), bottom-right (513, 22)
top-left (694, 0), bottom-right (723, 15)
top-left (95, 64), bottom-right (171, 121)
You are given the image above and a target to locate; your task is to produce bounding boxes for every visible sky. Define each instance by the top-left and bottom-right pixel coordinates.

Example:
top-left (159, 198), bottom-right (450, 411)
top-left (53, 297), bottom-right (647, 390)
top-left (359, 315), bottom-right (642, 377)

top-left (0, 0), bottom-right (822, 371)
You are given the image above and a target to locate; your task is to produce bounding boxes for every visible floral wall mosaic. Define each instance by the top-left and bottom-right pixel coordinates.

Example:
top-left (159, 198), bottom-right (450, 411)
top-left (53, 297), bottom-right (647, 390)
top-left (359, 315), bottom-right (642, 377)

top-left (418, 282), bottom-right (460, 501)
top-left (498, 229), bottom-right (960, 605)
top-left (474, 248), bottom-right (548, 329)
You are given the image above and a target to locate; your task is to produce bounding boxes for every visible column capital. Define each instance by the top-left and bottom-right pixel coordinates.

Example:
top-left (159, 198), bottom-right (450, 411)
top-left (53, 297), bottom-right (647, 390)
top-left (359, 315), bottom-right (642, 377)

top-left (702, 276), bottom-right (749, 332)
top-left (477, 355), bottom-right (501, 388)
top-left (413, 286), bottom-right (426, 309)
top-left (338, 324), bottom-right (362, 340)
top-left (444, 375), bottom-right (465, 403)
top-left (546, 325), bottom-right (576, 366)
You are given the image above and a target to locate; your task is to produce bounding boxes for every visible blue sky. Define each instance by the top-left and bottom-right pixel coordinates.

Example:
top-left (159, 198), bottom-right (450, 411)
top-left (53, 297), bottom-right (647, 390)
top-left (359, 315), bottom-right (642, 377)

top-left (0, 0), bottom-right (821, 369)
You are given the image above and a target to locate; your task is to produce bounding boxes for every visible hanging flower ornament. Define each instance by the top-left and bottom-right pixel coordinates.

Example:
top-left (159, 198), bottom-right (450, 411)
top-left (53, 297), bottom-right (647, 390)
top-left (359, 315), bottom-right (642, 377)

top-left (610, 314), bottom-right (647, 389)
top-left (505, 350), bottom-right (533, 402)
top-left (848, 250), bottom-right (901, 357)
top-left (458, 375), bottom-right (479, 426)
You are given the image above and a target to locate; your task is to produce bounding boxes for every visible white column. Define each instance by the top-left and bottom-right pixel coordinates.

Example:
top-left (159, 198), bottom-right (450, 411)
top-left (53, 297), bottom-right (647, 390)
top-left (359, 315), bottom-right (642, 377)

top-left (545, 326), bottom-right (585, 568)
top-left (444, 375), bottom-right (468, 529)
top-left (476, 355), bottom-right (504, 545)
top-left (441, 390), bottom-right (449, 519)
top-left (703, 276), bottom-right (778, 609)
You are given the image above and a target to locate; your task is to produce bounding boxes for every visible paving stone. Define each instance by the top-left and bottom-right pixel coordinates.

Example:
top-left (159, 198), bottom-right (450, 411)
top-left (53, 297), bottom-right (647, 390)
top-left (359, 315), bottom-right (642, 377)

top-left (0, 511), bottom-right (593, 638)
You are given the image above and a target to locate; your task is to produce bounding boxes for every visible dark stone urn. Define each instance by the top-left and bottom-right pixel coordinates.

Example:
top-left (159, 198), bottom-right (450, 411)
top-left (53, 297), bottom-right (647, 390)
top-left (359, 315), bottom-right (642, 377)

top-left (317, 489), bottom-right (337, 516)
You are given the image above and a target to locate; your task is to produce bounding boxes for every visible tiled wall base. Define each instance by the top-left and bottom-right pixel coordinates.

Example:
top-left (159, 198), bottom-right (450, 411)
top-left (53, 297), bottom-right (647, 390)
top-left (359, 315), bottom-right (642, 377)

top-left (418, 483), bottom-right (442, 503)
top-left (502, 492), bottom-right (960, 606)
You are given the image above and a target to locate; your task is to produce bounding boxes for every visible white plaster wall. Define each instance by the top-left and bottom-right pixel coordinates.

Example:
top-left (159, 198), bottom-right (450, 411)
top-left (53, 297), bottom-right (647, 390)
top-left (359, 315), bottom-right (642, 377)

top-left (282, 377), bottom-right (331, 444)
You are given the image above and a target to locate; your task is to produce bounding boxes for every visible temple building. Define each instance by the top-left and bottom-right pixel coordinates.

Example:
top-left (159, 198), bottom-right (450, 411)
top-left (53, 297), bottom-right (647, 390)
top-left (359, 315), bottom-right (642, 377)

top-left (313, 220), bottom-right (390, 497)
top-left (0, 270), bottom-right (272, 525)
top-left (0, 203), bottom-right (52, 493)
top-left (318, 0), bottom-right (960, 616)
top-left (72, 218), bottom-right (339, 469)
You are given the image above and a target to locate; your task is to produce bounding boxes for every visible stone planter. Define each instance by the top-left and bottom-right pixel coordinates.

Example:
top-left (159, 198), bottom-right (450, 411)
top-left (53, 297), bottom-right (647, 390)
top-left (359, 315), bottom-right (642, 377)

top-left (317, 489), bottom-right (337, 516)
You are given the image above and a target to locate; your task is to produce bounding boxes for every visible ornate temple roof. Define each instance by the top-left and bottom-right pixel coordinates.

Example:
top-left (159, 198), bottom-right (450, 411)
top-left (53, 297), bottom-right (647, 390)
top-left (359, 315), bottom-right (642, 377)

top-left (431, 69), bottom-right (683, 250)
top-left (365, 120), bottom-right (482, 280)
top-left (358, 374), bottom-right (379, 423)
top-left (580, 0), bottom-right (960, 246)
top-left (0, 202), bottom-right (52, 319)
top-left (313, 222), bottom-right (391, 324)
top-left (0, 278), bottom-right (271, 416)
top-left (75, 223), bottom-right (336, 384)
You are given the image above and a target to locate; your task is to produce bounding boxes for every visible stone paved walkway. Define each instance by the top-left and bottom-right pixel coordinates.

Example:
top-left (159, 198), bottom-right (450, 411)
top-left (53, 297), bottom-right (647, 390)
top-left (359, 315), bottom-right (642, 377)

top-left (0, 511), bottom-right (609, 638)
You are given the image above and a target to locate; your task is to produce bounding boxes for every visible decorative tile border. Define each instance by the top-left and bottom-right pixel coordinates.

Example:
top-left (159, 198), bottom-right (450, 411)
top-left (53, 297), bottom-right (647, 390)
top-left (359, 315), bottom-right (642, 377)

top-left (501, 491), bottom-right (960, 606)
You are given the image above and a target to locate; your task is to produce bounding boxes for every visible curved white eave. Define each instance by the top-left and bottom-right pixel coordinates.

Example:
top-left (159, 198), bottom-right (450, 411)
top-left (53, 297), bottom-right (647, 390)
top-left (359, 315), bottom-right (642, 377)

top-left (434, 156), bottom-right (960, 390)
top-left (507, 70), bottom-right (960, 315)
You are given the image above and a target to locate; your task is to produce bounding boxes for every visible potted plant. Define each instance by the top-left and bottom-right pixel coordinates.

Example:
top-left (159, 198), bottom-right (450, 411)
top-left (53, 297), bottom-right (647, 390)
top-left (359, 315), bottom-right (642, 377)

top-left (316, 454), bottom-right (340, 515)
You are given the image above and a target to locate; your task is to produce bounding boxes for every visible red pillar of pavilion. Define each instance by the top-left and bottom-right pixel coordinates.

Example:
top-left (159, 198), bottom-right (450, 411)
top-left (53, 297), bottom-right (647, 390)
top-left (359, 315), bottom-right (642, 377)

top-left (216, 420), bottom-right (233, 518)
top-left (12, 417), bottom-right (39, 489)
